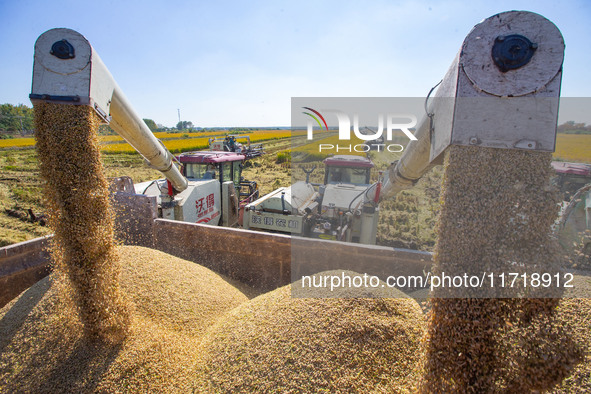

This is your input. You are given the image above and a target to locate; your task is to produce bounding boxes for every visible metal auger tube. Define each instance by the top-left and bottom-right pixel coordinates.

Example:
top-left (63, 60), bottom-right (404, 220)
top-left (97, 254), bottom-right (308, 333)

top-left (30, 28), bottom-right (188, 193)
top-left (377, 10), bottom-right (564, 202)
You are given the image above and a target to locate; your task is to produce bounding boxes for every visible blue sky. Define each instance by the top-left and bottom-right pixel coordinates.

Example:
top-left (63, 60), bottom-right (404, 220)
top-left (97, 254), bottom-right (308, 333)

top-left (0, 0), bottom-right (589, 127)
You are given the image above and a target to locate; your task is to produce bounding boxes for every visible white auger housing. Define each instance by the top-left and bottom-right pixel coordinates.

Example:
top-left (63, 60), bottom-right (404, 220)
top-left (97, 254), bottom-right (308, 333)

top-left (379, 10), bottom-right (565, 200)
top-left (30, 28), bottom-right (188, 193)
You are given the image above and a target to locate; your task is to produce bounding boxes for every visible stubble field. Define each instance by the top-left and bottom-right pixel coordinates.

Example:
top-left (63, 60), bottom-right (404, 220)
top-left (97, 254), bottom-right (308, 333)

top-left (0, 132), bottom-right (589, 248)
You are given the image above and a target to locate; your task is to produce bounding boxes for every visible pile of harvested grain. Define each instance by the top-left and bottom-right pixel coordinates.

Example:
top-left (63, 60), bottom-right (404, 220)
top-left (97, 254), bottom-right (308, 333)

top-left (33, 102), bottom-right (129, 342)
top-left (552, 276), bottom-right (591, 393)
top-left (118, 246), bottom-right (249, 337)
top-left (0, 245), bottom-right (248, 392)
top-left (197, 272), bottom-right (426, 392)
top-left (422, 146), bottom-right (583, 392)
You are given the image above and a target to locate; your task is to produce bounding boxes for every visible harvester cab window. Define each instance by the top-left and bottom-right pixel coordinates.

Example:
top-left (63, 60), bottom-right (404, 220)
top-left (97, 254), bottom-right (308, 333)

top-left (329, 168), bottom-right (344, 183)
top-left (185, 163), bottom-right (202, 179)
top-left (184, 163), bottom-right (216, 180)
top-left (326, 166), bottom-right (370, 186)
top-left (221, 162), bottom-right (232, 184)
top-left (232, 162), bottom-right (242, 189)
top-left (203, 164), bottom-right (216, 180)
top-left (349, 168), bottom-right (370, 185)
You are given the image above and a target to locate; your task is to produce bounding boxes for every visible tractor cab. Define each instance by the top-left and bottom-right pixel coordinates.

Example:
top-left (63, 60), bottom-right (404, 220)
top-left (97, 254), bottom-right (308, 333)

top-left (552, 161), bottom-right (591, 198)
top-left (317, 155), bottom-right (376, 241)
top-left (323, 155), bottom-right (374, 186)
top-left (177, 151), bottom-right (259, 205)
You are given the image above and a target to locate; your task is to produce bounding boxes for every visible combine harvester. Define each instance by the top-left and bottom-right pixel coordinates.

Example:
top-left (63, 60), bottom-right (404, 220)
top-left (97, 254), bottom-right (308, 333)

top-left (1, 10), bottom-right (589, 305)
top-left (246, 152), bottom-right (591, 247)
top-left (244, 154), bottom-right (381, 244)
top-left (553, 162), bottom-right (591, 260)
top-left (209, 135), bottom-right (264, 159)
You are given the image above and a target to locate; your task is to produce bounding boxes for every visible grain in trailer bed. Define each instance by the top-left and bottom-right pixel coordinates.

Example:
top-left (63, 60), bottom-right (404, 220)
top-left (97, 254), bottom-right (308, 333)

top-left (0, 245), bottom-right (248, 392)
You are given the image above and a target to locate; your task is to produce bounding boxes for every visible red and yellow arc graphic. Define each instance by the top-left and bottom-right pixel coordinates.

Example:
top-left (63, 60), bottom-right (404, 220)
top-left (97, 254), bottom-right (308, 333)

top-left (302, 107), bottom-right (328, 131)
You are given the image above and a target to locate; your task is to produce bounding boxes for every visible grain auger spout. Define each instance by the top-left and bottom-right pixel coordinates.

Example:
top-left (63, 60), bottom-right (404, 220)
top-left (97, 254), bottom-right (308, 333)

top-left (29, 28), bottom-right (188, 193)
top-left (376, 10), bottom-right (565, 202)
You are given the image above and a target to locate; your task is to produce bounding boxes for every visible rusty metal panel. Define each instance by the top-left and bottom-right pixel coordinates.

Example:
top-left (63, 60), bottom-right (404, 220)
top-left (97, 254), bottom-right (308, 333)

top-left (152, 219), bottom-right (433, 293)
top-left (0, 236), bottom-right (52, 308)
top-left (1, 220), bottom-right (434, 307)
top-left (153, 219), bottom-right (292, 291)
top-left (291, 237), bottom-right (432, 280)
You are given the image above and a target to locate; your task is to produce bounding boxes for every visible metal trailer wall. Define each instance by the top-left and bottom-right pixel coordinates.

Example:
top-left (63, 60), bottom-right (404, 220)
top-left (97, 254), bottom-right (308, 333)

top-left (0, 216), bottom-right (432, 308)
top-left (152, 219), bottom-right (432, 292)
top-left (0, 237), bottom-right (51, 307)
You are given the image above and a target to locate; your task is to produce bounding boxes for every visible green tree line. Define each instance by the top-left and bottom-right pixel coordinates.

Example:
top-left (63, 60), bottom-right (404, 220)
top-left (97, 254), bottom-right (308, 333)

top-left (0, 103), bottom-right (161, 136)
top-left (0, 104), bottom-right (34, 134)
top-left (558, 121), bottom-right (591, 134)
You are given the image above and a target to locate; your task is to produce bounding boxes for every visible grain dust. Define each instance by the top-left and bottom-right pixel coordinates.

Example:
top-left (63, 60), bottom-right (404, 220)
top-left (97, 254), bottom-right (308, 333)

top-left (552, 275), bottom-right (591, 393)
top-left (16, 102), bottom-right (590, 391)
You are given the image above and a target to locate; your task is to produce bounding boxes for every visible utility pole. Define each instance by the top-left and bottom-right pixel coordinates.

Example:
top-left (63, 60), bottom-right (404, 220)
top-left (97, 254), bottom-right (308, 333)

top-left (177, 108), bottom-right (181, 129)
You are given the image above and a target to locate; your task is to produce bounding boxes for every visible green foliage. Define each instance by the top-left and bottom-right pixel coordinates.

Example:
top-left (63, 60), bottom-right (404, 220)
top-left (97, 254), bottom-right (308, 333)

top-left (98, 124), bottom-right (116, 135)
top-left (276, 150), bottom-right (291, 163)
top-left (558, 121), bottom-right (591, 134)
top-left (228, 127), bottom-right (254, 133)
top-left (0, 103), bottom-right (34, 133)
top-left (560, 129), bottom-right (591, 135)
top-left (176, 120), bottom-right (194, 130)
top-left (142, 118), bottom-right (158, 132)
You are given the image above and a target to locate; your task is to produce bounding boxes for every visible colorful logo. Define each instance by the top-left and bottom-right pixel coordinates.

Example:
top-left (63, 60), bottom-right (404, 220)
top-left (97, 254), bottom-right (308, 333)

top-left (302, 107), bottom-right (328, 132)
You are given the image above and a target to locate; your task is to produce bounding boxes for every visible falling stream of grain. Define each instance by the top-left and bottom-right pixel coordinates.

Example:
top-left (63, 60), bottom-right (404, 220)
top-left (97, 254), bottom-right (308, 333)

top-left (421, 145), bottom-right (583, 392)
top-left (33, 102), bottom-right (130, 342)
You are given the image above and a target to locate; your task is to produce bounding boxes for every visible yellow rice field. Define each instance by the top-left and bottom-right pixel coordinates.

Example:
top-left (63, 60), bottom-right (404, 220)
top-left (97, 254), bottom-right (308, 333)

top-left (293, 132), bottom-right (383, 159)
top-left (0, 133), bottom-right (220, 147)
top-left (94, 131), bottom-right (235, 144)
top-left (2, 131), bottom-right (589, 163)
top-left (101, 130), bottom-right (292, 153)
top-left (293, 133), bottom-right (591, 163)
top-left (0, 137), bottom-right (36, 148)
top-left (1, 130), bottom-right (292, 153)
top-left (101, 137), bottom-right (210, 153)
top-left (553, 134), bottom-right (591, 163)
